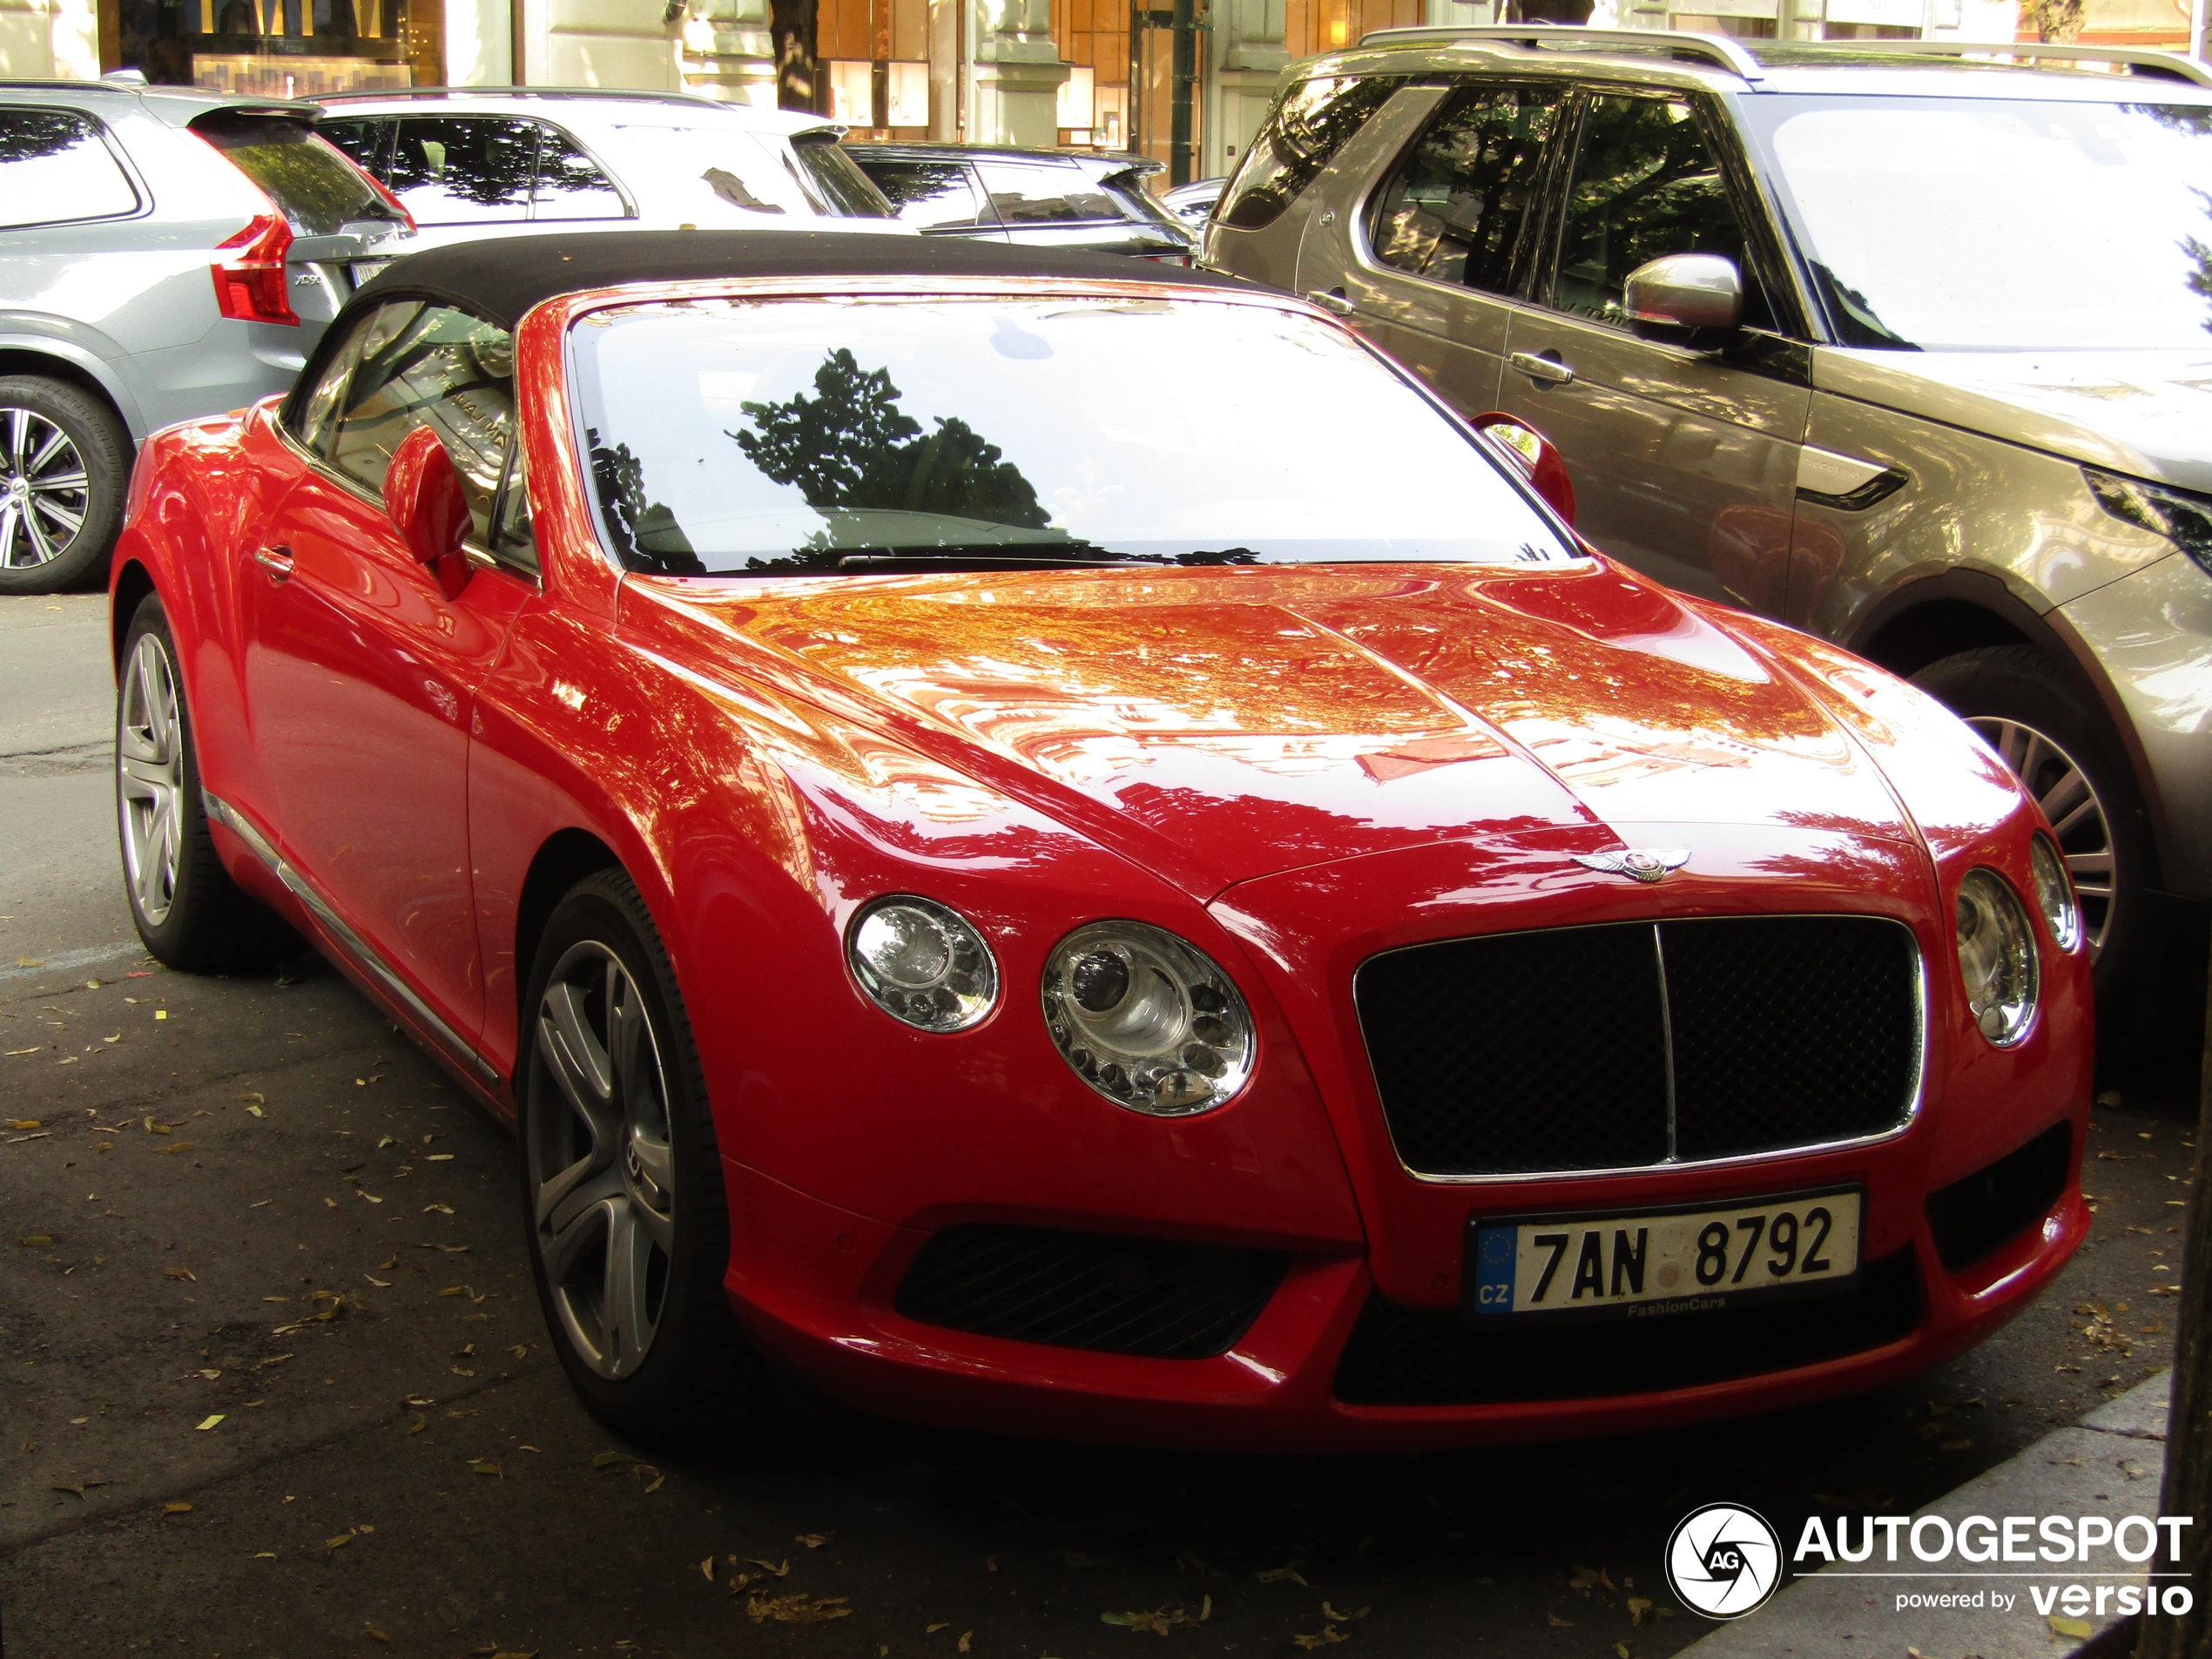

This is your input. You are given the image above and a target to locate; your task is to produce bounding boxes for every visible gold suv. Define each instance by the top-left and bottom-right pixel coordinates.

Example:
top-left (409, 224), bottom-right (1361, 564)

top-left (1204, 27), bottom-right (2212, 1033)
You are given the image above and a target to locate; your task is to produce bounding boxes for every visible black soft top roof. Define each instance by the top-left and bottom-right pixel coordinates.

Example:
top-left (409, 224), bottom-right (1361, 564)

top-left (347, 226), bottom-right (1245, 333)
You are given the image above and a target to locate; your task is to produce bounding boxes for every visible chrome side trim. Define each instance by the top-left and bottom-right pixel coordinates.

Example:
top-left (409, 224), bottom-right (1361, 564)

top-left (203, 791), bottom-right (500, 1086)
top-left (1354, 913), bottom-right (1930, 1186)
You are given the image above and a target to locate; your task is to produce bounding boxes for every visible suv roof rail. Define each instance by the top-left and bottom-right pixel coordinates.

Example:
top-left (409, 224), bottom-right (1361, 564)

top-left (1357, 24), bottom-right (1766, 83)
top-left (1787, 37), bottom-right (2212, 87)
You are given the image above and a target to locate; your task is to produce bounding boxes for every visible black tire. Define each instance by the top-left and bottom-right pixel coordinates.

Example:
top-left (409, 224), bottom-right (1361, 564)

top-left (0, 373), bottom-right (130, 595)
top-left (116, 593), bottom-right (296, 972)
top-left (519, 869), bottom-right (769, 1448)
top-left (1911, 644), bottom-right (2151, 1021)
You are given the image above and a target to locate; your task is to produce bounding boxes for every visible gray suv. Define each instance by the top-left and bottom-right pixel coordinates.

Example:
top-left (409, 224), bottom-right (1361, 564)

top-left (0, 80), bottom-right (411, 593)
top-left (1207, 28), bottom-right (2212, 1026)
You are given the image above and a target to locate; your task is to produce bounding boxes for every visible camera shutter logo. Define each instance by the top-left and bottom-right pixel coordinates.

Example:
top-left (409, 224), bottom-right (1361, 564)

top-left (1666, 1503), bottom-right (1783, 1620)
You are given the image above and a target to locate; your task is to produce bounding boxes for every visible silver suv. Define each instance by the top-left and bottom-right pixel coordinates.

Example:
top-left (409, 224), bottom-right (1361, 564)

top-left (1206, 28), bottom-right (2212, 1027)
top-left (0, 80), bottom-right (412, 593)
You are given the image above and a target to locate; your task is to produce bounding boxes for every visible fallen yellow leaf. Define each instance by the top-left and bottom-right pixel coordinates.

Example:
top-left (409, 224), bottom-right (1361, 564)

top-left (154, 1141), bottom-right (194, 1157)
top-left (2049, 1615), bottom-right (2094, 1638)
top-left (195, 1414), bottom-right (224, 1431)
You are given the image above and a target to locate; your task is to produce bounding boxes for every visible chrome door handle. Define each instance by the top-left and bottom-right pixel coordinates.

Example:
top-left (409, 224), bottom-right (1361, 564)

top-left (1305, 288), bottom-right (1357, 317)
top-left (253, 545), bottom-right (294, 583)
top-left (1509, 350), bottom-right (1575, 386)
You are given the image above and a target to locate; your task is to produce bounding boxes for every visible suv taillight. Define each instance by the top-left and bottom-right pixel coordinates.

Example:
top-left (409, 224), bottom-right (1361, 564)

top-left (212, 213), bottom-right (299, 327)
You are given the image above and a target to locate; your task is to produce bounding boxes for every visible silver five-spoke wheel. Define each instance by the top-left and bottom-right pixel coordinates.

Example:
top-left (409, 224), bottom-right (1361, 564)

top-left (1966, 715), bottom-right (2114, 959)
top-left (0, 403), bottom-right (91, 571)
top-left (528, 941), bottom-right (678, 1381)
top-left (118, 630), bottom-right (184, 928)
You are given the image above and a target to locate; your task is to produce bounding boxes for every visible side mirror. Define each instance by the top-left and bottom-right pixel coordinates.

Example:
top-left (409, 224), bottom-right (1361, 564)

top-left (1473, 412), bottom-right (1577, 528)
top-left (1623, 253), bottom-right (1743, 335)
top-left (385, 424), bottom-right (473, 590)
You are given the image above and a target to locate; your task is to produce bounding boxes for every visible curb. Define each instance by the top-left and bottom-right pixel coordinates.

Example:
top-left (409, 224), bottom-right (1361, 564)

top-left (1678, 1371), bottom-right (2172, 1658)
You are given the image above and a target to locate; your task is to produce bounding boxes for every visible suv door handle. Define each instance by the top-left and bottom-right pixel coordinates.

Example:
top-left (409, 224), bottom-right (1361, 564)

top-left (1509, 350), bottom-right (1576, 386)
top-left (1305, 288), bottom-right (1357, 317)
top-left (254, 545), bottom-right (294, 583)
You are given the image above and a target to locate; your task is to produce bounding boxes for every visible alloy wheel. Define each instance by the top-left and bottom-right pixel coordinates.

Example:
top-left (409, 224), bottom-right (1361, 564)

top-left (118, 631), bottom-right (184, 928)
top-left (528, 941), bottom-right (678, 1380)
top-left (0, 405), bottom-right (91, 570)
top-left (1966, 715), bottom-right (2114, 958)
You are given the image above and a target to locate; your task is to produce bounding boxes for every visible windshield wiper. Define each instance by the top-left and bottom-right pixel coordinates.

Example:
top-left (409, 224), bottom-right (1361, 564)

top-left (835, 549), bottom-right (1173, 572)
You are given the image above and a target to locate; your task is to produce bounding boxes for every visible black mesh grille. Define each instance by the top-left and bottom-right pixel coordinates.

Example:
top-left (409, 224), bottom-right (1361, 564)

top-left (1925, 1121), bottom-right (2073, 1271)
top-left (1332, 1247), bottom-right (1922, 1406)
top-left (1355, 925), bottom-right (1669, 1175)
top-left (1666, 917), bottom-right (1920, 1159)
top-left (894, 1226), bottom-right (1286, 1359)
top-left (1355, 917), bottom-right (1919, 1177)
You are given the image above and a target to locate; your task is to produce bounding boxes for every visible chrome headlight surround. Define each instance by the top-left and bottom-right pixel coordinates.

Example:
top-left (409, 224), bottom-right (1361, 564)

top-left (1955, 867), bottom-right (2040, 1047)
top-left (1041, 921), bottom-right (1256, 1116)
top-left (2028, 833), bottom-right (2082, 954)
top-left (846, 894), bottom-right (999, 1033)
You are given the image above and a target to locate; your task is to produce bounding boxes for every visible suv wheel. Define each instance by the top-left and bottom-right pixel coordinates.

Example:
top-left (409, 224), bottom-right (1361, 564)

top-left (1912, 644), bottom-right (2148, 1008)
top-left (0, 374), bottom-right (129, 596)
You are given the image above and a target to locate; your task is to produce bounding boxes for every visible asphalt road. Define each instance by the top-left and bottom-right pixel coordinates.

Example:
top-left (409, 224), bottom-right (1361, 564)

top-left (0, 590), bottom-right (2197, 1659)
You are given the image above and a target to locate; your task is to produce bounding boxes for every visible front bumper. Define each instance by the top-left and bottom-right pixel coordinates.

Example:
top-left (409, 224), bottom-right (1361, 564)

top-left (722, 1133), bottom-right (2088, 1452)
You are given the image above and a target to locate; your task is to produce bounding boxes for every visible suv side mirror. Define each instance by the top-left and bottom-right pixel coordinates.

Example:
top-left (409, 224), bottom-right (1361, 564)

top-left (1624, 253), bottom-right (1743, 334)
top-left (386, 424), bottom-right (473, 593)
top-left (1473, 412), bottom-right (1577, 528)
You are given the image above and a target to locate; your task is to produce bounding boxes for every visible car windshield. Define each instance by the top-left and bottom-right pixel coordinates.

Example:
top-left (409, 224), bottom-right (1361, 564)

top-left (568, 294), bottom-right (1577, 576)
top-left (1741, 95), bottom-right (2212, 350)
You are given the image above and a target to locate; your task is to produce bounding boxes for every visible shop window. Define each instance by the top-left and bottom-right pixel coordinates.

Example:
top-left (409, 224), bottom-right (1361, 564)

top-left (102, 0), bottom-right (437, 92)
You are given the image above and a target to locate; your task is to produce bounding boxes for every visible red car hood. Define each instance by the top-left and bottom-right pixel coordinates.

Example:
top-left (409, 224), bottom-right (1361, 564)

top-left (634, 563), bottom-right (1918, 897)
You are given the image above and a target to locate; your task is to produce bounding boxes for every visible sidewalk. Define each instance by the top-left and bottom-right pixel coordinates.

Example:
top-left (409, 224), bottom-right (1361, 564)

top-left (1681, 1371), bottom-right (2172, 1658)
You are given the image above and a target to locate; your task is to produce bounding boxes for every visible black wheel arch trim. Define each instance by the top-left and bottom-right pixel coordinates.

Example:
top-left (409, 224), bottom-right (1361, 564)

top-left (1847, 568), bottom-right (2172, 893)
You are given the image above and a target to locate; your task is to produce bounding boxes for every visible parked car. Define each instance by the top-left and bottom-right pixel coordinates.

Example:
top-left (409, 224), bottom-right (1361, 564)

top-left (314, 88), bottom-right (903, 262)
top-left (845, 142), bottom-right (1194, 260)
top-left (1161, 174), bottom-right (1227, 228)
top-left (112, 227), bottom-right (2090, 1449)
top-left (0, 80), bottom-right (413, 593)
top-left (1206, 27), bottom-right (2212, 1028)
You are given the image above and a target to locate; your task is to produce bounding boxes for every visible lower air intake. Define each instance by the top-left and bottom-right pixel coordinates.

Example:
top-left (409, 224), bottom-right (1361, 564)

top-left (894, 1224), bottom-right (1286, 1359)
top-left (1925, 1120), bottom-right (2073, 1271)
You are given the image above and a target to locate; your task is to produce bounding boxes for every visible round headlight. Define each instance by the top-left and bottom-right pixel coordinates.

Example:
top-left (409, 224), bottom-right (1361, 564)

top-left (1955, 868), bottom-right (2039, 1046)
top-left (846, 895), bottom-right (998, 1033)
top-left (2028, 834), bottom-right (2081, 954)
top-left (1042, 921), bottom-right (1255, 1116)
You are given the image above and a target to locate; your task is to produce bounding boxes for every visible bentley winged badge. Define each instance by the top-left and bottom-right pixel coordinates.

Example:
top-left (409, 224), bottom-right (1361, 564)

top-left (1573, 848), bottom-right (1692, 883)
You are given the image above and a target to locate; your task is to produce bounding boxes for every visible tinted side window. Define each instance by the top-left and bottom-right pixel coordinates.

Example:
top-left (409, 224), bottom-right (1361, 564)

top-left (1370, 83), bottom-right (1566, 295)
top-left (1550, 95), bottom-right (1770, 330)
top-left (860, 158), bottom-right (993, 230)
top-left (531, 128), bottom-right (625, 220)
top-left (313, 301), bottom-right (516, 541)
top-left (386, 117), bottom-right (537, 225)
top-left (975, 158), bottom-right (1117, 224)
top-left (1217, 76), bottom-right (1401, 232)
top-left (318, 118), bottom-right (389, 175)
top-left (0, 108), bottom-right (139, 230)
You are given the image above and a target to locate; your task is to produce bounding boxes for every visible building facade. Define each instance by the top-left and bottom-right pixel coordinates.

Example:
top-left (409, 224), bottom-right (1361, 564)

top-left (3, 0), bottom-right (2199, 181)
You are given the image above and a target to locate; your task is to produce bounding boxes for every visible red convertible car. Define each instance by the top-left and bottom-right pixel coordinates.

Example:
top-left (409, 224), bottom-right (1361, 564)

top-left (111, 231), bottom-right (2092, 1451)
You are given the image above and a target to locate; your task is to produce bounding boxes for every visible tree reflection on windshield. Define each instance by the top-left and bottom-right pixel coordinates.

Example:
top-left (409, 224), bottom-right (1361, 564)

top-left (588, 428), bottom-right (704, 576)
top-left (732, 347), bottom-right (1056, 537)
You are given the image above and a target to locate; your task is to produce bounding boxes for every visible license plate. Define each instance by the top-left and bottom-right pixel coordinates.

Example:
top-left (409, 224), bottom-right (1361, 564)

top-left (1467, 1188), bottom-right (1862, 1320)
